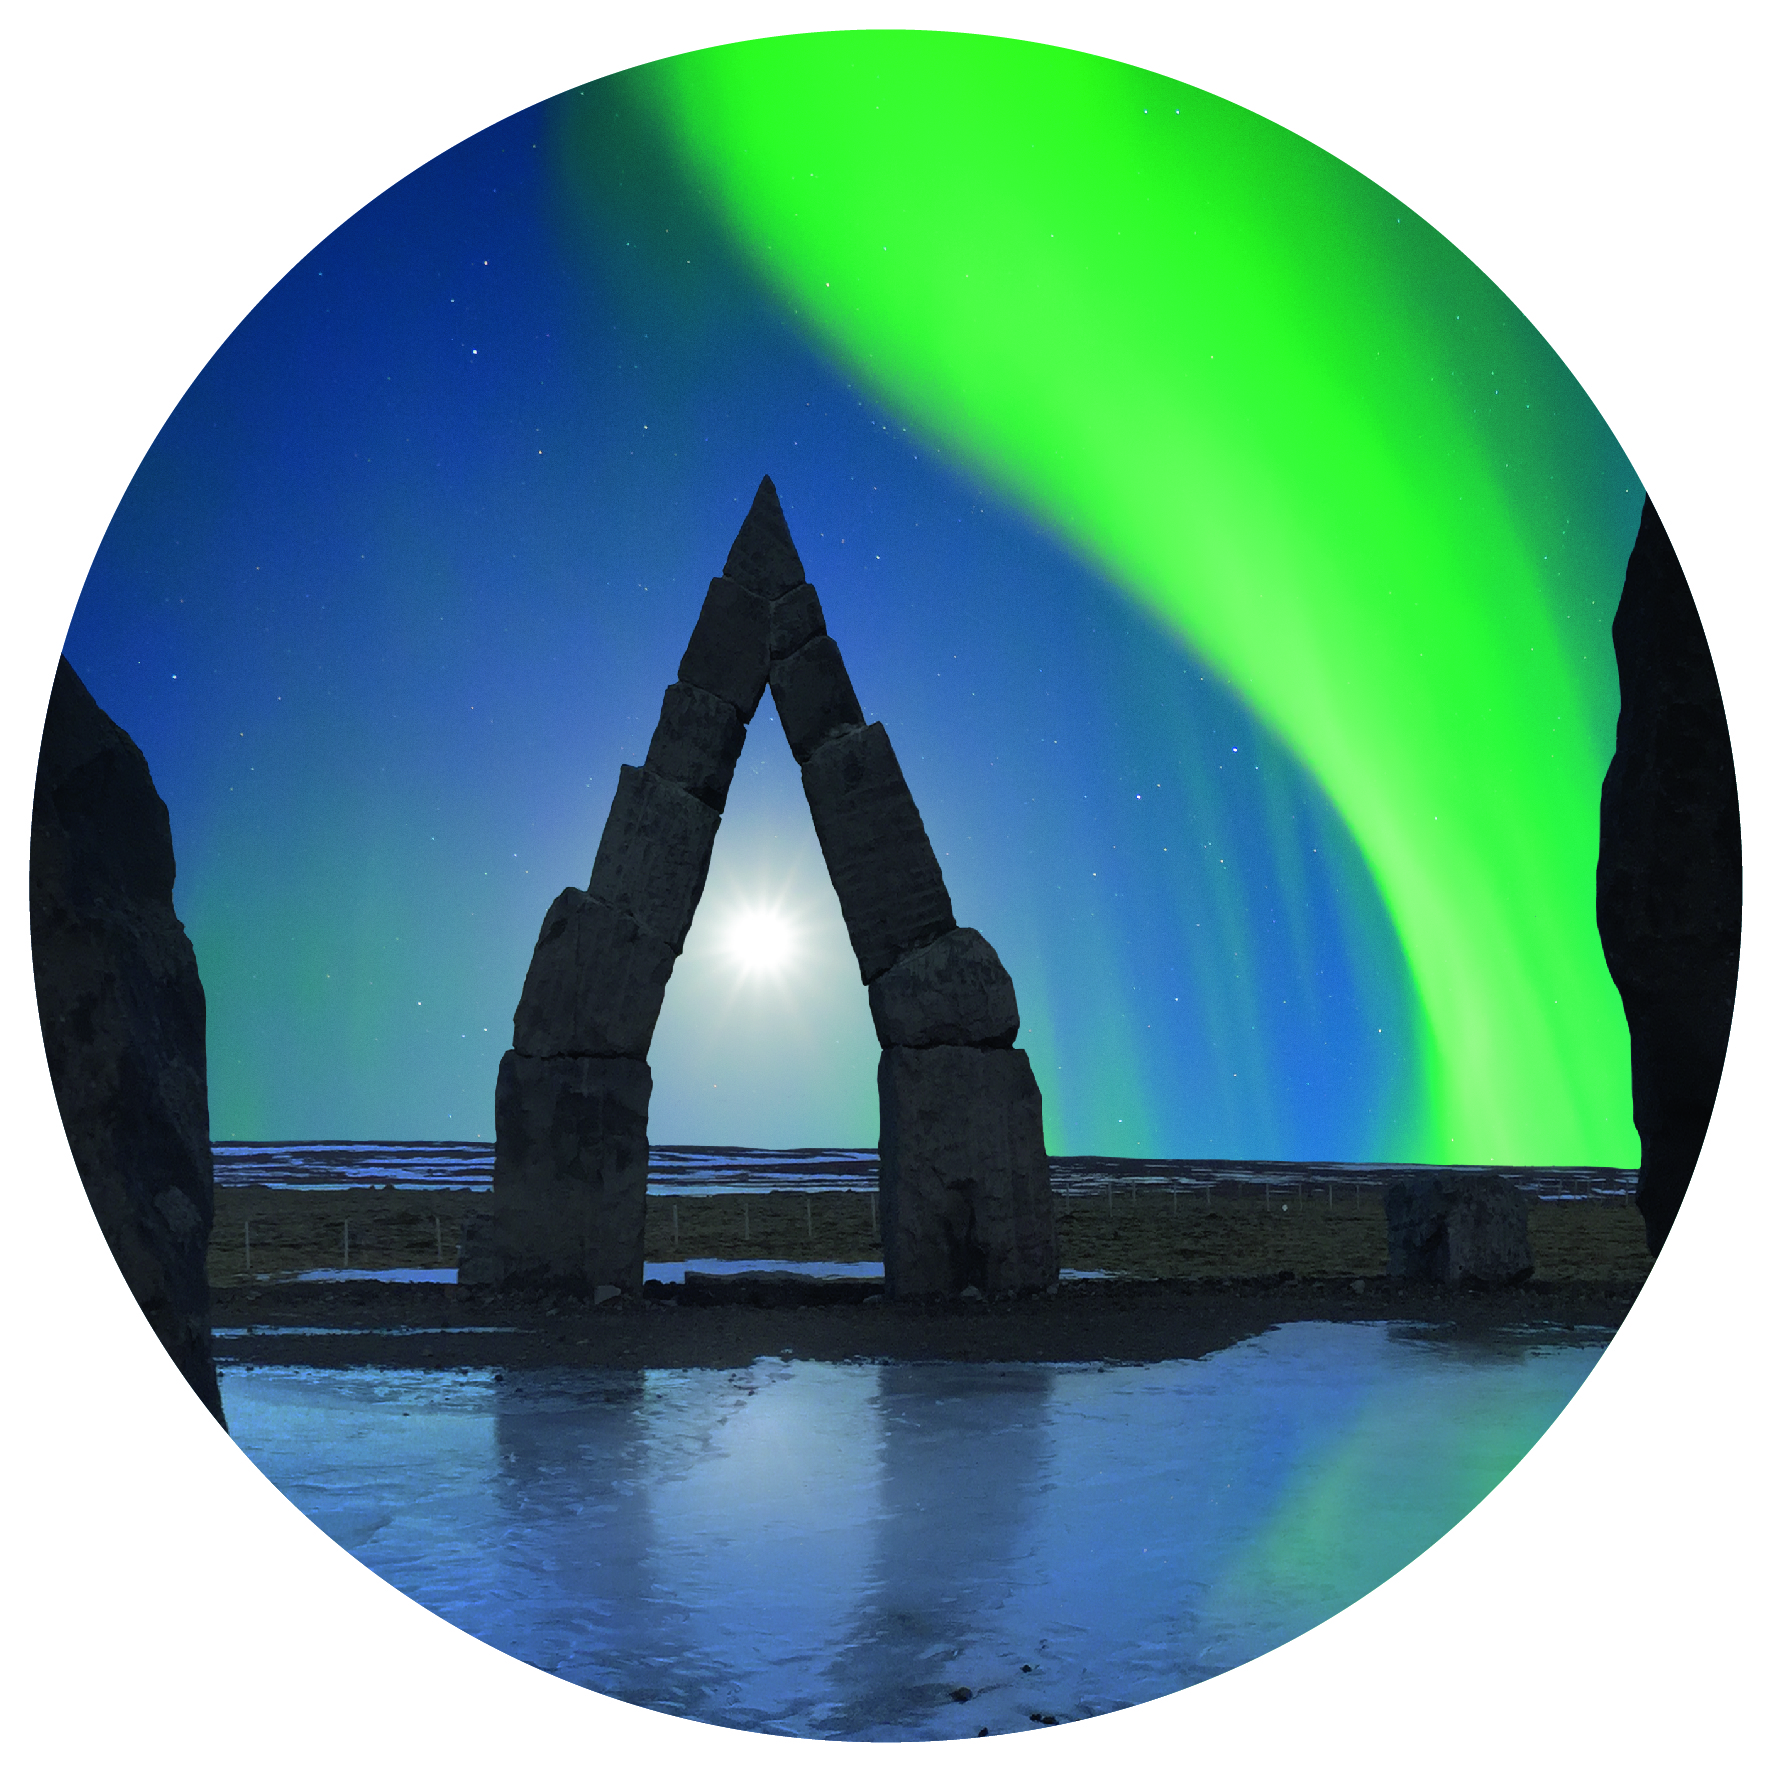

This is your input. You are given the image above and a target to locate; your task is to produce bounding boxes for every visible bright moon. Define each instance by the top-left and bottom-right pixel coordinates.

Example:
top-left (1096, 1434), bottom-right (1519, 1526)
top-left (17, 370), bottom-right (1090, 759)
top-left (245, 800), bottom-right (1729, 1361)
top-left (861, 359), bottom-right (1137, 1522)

top-left (723, 906), bottom-right (800, 979)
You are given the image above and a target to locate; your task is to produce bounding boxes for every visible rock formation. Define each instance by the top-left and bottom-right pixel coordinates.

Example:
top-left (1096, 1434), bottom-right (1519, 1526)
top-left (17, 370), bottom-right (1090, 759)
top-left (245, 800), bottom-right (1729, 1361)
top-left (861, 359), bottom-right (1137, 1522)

top-left (1596, 498), bottom-right (1741, 1258)
top-left (30, 657), bottom-right (225, 1423)
top-left (491, 477), bottom-right (1058, 1298)
top-left (1383, 1173), bottom-right (1533, 1287)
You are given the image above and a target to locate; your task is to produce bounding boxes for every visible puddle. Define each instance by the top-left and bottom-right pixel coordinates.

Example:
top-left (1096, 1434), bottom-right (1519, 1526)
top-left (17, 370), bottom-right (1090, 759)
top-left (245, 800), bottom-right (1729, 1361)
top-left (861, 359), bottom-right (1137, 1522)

top-left (223, 1320), bottom-right (1608, 1738)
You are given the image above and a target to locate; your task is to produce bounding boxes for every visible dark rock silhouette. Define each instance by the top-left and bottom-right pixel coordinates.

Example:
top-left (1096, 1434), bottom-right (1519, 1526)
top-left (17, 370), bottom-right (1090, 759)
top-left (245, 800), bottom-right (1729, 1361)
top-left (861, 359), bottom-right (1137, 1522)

top-left (30, 657), bottom-right (224, 1423)
top-left (1597, 498), bottom-right (1741, 1258)
top-left (1383, 1173), bottom-right (1533, 1286)
top-left (492, 476), bottom-right (1058, 1298)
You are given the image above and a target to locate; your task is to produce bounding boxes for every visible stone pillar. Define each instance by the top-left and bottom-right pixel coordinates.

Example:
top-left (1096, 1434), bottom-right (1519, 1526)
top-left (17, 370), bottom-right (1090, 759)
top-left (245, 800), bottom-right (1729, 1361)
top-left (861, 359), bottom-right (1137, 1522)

top-left (776, 602), bottom-right (1058, 1297)
top-left (489, 479), bottom-right (800, 1293)
top-left (31, 657), bottom-right (225, 1423)
top-left (1596, 499), bottom-right (1741, 1259)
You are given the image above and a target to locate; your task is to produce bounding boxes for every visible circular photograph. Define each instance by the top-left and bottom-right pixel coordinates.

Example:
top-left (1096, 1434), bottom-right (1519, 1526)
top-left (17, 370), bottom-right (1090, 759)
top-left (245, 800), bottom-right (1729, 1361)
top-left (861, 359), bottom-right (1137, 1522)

top-left (30, 28), bottom-right (1739, 1744)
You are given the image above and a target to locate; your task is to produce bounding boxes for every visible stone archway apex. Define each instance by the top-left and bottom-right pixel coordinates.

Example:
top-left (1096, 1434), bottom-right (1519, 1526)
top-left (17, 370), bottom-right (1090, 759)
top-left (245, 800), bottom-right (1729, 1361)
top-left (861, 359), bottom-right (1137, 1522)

top-left (487, 478), bottom-right (1059, 1300)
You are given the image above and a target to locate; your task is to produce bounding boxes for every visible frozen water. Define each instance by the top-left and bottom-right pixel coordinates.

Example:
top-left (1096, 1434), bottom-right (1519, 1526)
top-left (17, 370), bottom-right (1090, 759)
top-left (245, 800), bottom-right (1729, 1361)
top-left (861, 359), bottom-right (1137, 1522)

top-left (646, 1259), bottom-right (883, 1282)
top-left (214, 1140), bottom-right (1637, 1203)
top-left (282, 1261), bottom-right (1127, 1286)
top-left (221, 1321), bottom-right (1608, 1739)
top-left (294, 1267), bottom-right (459, 1283)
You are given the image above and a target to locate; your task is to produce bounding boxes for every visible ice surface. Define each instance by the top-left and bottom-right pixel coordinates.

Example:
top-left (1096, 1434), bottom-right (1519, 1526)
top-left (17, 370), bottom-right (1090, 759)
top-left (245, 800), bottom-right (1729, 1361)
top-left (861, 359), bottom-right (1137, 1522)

top-left (221, 1322), bottom-right (1608, 1739)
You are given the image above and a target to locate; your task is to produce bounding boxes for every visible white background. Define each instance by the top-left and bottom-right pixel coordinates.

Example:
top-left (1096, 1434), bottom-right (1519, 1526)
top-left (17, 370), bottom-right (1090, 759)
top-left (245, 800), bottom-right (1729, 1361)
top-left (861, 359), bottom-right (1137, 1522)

top-left (3, 3), bottom-right (1764, 1764)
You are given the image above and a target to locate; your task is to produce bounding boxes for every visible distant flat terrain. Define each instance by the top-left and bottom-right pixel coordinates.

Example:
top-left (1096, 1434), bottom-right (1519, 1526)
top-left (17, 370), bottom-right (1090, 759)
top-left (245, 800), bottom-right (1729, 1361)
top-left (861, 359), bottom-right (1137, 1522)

top-left (206, 1153), bottom-right (1650, 1371)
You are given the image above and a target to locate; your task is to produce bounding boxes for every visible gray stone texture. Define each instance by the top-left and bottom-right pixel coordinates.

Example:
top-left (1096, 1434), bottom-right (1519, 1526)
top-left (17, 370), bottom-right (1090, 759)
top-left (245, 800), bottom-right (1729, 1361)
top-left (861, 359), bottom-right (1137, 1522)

top-left (511, 887), bottom-right (676, 1060)
top-left (878, 1045), bottom-right (1058, 1298)
top-left (30, 657), bottom-right (224, 1424)
top-left (1383, 1173), bottom-right (1534, 1285)
top-left (490, 1050), bottom-right (651, 1295)
top-left (644, 680), bottom-right (747, 812)
top-left (769, 581), bottom-right (827, 660)
top-left (588, 764), bottom-right (721, 954)
top-left (770, 634), bottom-right (866, 764)
top-left (800, 723), bottom-right (955, 983)
top-left (722, 473), bottom-right (807, 599)
top-left (677, 577), bottom-right (771, 719)
top-left (1596, 498), bottom-right (1740, 1258)
top-left (869, 927), bottom-right (1020, 1050)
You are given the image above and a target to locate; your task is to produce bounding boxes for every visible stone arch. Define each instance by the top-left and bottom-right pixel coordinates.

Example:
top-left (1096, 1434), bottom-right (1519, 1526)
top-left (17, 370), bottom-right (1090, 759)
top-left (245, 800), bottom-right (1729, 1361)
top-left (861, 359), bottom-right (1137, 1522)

top-left (488, 478), bottom-right (1058, 1300)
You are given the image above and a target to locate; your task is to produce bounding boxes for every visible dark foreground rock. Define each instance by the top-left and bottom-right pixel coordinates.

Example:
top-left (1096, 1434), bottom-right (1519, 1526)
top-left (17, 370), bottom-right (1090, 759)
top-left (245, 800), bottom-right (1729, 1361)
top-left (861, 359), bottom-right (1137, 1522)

top-left (31, 657), bottom-right (224, 1423)
top-left (1597, 498), bottom-right (1741, 1258)
top-left (1384, 1173), bottom-right (1533, 1286)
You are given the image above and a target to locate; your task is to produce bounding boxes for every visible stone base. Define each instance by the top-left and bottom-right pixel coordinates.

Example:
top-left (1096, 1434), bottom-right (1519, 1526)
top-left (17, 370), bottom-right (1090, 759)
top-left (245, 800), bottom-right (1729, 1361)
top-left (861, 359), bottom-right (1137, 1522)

top-left (878, 1045), bottom-right (1058, 1298)
top-left (1384, 1173), bottom-right (1534, 1285)
top-left (490, 1050), bottom-right (651, 1295)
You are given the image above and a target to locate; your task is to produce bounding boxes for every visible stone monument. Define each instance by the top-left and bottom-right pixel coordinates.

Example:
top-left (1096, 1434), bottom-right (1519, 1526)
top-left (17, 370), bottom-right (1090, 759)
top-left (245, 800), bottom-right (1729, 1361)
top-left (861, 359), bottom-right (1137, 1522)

top-left (489, 478), bottom-right (1058, 1299)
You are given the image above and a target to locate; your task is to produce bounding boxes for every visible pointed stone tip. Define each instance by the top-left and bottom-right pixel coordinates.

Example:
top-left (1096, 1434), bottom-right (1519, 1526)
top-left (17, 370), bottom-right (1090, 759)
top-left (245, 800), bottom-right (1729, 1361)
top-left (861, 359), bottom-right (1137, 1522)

top-left (723, 475), bottom-right (806, 598)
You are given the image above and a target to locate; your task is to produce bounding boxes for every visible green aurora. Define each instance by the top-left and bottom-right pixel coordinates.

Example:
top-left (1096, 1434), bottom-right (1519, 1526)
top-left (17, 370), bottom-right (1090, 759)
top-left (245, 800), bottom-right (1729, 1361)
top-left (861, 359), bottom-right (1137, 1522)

top-left (611, 31), bottom-right (1643, 1166)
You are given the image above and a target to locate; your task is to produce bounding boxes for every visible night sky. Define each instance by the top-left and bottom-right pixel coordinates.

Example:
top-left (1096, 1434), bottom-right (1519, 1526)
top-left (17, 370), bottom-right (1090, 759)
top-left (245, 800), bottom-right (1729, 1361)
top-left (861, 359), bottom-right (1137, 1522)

top-left (63, 33), bottom-right (1645, 1162)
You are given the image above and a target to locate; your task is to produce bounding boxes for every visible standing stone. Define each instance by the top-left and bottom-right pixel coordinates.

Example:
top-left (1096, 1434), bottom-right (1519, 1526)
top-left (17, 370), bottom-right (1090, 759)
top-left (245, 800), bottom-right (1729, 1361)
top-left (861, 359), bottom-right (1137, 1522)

top-left (800, 723), bottom-right (957, 983)
top-left (1596, 499), bottom-right (1741, 1258)
top-left (879, 1046), bottom-right (1058, 1297)
top-left (1383, 1173), bottom-right (1533, 1286)
top-left (491, 479), bottom-right (803, 1294)
top-left (491, 1052), bottom-right (651, 1295)
top-left (30, 657), bottom-right (224, 1424)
